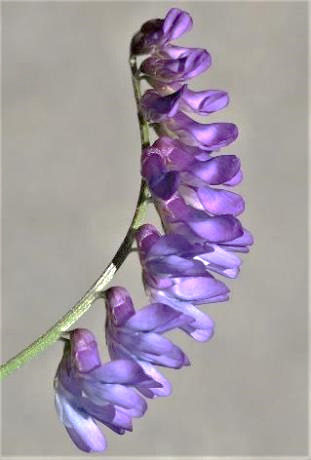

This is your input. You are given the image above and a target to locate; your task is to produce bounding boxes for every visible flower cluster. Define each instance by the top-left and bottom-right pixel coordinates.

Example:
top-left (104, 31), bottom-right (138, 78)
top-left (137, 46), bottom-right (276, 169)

top-left (54, 329), bottom-right (158, 451)
top-left (54, 8), bottom-right (252, 452)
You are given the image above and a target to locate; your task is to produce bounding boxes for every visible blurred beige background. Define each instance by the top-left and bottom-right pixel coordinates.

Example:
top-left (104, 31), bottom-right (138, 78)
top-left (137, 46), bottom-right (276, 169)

top-left (1, 1), bottom-right (308, 457)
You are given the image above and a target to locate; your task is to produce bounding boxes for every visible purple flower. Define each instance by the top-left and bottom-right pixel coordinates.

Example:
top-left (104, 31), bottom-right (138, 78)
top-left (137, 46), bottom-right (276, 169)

top-left (158, 195), bottom-right (253, 252)
top-left (141, 47), bottom-right (212, 88)
top-left (54, 329), bottom-right (157, 452)
top-left (156, 111), bottom-right (238, 151)
top-left (131, 8), bottom-right (193, 55)
top-left (142, 136), bottom-right (245, 217)
top-left (141, 85), bottom-right (229, 121)
top-left (105, 286), bottom-right (192, 398)
top-left (135, 224), bottom-right (234, 342)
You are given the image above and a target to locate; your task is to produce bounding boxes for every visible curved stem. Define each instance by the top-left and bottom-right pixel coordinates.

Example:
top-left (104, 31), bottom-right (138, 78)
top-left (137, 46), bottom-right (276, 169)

top-left (0, 55), bottom-right (149, 380)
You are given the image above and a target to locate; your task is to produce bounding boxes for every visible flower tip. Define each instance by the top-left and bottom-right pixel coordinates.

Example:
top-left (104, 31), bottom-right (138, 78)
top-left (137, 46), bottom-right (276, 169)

top-left (105, 286), bottom-right (130, 307)
top-left (69, 328), bottom-right (102, 373)
top-left (135, 224), bottom-right (161, 254)
top-left (70, 328), bottom-right (97, 352)
top-left (105, 286), bottom-right (135, 326)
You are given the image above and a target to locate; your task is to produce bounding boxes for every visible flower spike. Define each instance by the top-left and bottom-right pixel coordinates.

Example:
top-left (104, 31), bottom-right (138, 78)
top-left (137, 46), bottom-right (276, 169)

top-left (50, 7), bottom-right (253, 454)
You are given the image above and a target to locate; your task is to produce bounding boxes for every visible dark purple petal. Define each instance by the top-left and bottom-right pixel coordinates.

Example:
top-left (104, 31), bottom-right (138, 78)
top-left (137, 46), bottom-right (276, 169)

top-left (136, 224), bottom-right (161, 258)
top-left (163, 112), bottom-right (238, 150)
top-left (149, 171), bottom-right (180, 200)
top-left (141, 149), bottom-right (165, 180)
top-left (131, 19), bottom-right (164, 55)
top-left (181, 88), bottom-right (229, 115)
top-left (140, 86), bottom-right (186, 122)
top-left (141, 149), bottom-right (180, 199)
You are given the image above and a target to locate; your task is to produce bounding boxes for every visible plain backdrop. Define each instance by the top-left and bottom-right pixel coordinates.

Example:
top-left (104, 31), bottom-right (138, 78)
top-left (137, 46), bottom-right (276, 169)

top-left (1, 1), bottom-right (308, 457)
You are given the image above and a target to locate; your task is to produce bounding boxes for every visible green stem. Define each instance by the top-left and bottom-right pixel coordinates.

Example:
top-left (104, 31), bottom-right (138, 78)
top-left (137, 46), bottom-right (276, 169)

top-left (0, 55), bottom-right (150, 380)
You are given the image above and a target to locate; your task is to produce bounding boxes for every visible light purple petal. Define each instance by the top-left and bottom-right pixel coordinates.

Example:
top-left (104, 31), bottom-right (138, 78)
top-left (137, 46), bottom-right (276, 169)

top-left (125, 302), bottom-right (193, 333)
top-left (55, 392), bottom-right (107, 452)
top-left (147, 232), bottom-right (193, 257)
top-left (116, 330), bottom-right (189, 369)
top-left (148, 292), bottom-right (215, 342)
top-left (219, 228), bottom-right (254, 252)
top-left (137, 361), bottom-right (172, 398)
top-left (224, 169), bottom-right (243, 186)
top-left (180, 185), bottom-right (245, 216)
top-left (87, 359), bottom-right (153, 386)
top-left (190, 155), bottom-right (241, 185)
top-left (186, 212), bottom-right (244, 243)
top-left (196, 187), bottom-right (245, 216)
top-left (82, 382), bottom-right (147, 417)
top-left (147, 254), bottom-right (207, 277)
top-left (180, 304), bottom-right (215, 342)
top-left (194, 245), bottom-right (241, 278)
top-left (158, 45), bottom-right (202, 60)
top-left (111, 408), bottom-right (133, 431)
top-left (163, 112), bottom-right (238, 150)
top-left (169, 275), bottom-right (229, 304)
top-left (181, 88), bottom-right (229, 115)
top-left (163, 8), bottom-right (193, 40)
top-left (79, 399), bottom-right (132, 435)
top-left (163, 197), bottom-right (244, 243)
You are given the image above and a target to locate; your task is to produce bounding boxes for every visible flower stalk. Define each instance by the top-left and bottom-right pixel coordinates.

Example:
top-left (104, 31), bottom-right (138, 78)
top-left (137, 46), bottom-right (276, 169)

top-left (0, 56), bottom-right (150, 380)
